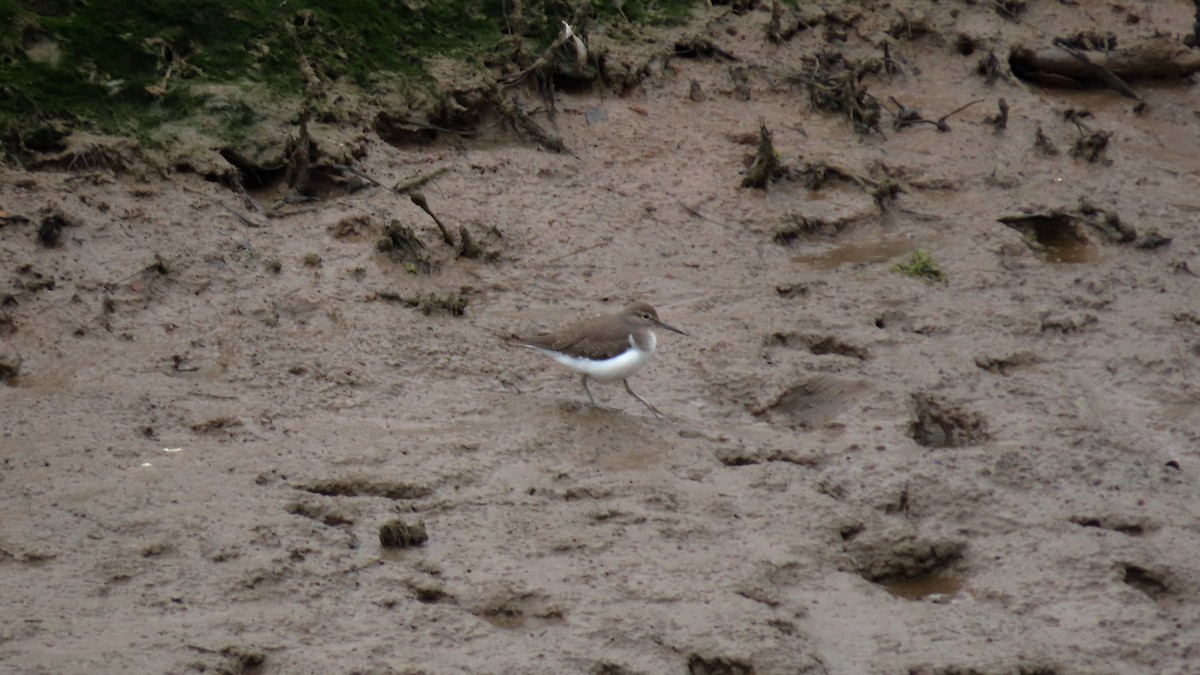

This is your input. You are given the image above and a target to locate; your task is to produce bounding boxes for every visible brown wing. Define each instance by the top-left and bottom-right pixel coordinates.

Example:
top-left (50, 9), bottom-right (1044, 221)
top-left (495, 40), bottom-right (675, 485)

top-left (514, 313), bottom-right (633, 360)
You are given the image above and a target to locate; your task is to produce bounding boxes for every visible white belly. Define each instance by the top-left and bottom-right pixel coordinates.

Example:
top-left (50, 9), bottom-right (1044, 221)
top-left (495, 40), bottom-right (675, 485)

top-left (527, 333), bottom-right (656, 382)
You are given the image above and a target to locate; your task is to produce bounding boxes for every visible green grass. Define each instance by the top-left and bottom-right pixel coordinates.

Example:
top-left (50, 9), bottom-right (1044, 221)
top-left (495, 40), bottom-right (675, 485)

top-left (0, 1), bottom-right (486, 147)
top-left (892, 249), bottom-right (946, 283)
top-left (0, 0), bottom-right (706, 159)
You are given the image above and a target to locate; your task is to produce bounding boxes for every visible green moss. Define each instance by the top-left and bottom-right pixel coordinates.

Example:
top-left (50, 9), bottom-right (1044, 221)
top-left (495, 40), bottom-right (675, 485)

top-left (1, 0), bottom-right (709, 158)
top-left (0, 1), bottom-right (500, 149)
top-left (593, 0), bottom-right (697, 25)
top-left (892, 249), bottom-right (946, 283)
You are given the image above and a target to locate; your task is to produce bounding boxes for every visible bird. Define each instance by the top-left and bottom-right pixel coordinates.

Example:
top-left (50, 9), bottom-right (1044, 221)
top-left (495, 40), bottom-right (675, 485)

top-left (510, 301), bottom-right (686, 416)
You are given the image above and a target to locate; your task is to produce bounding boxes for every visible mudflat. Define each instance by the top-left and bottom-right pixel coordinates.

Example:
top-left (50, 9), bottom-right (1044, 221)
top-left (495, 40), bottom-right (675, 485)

top-left (2, 2), bottom-right (1199, 673)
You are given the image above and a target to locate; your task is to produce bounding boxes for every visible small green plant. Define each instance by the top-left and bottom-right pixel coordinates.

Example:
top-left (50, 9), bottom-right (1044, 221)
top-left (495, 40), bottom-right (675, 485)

top-left (892, 249), bottom-right (945, 283)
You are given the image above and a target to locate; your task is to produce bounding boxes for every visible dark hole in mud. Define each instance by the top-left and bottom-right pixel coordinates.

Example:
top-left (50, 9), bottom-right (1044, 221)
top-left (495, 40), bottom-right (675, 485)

top-left (37, 213), bottom-right (75, 247)
top-left (714, 445), bottom-right (820, 468)
top-left (807, 335), bottom-right (869, 360)
top-left (298, 479), bottom-right (432, 500)
top-left (374, 112), bottom-right (439, 146)
top-left (23, 125), bottom-right (69, 154)
top-left (218, 148), bottom-right (286, 191)
top-left (839, 524), bottom-right (864, 541)
top-left (686, 654), bottom-right (755, 675)
top-left (593, 662), bottom-right (638, 675)
top-left (775, 283), bottom-right (809, 299)
top-left (410, 584), bottom-right (447, 603)
top-left (1069, 516), bottom-right (1145, 536)
top-left (956, 35), bottom-right (977, 56)
top-left (299, 167), bottom-right (351, 200)
top-left (550, 70), bottom-right (595, 93)
top-left (910, 394), bottom-right (989, 448)
top-left (439, 92), bottom-right (487, 132)
top-left (673, 38), bottom-right (731, 59)
top-left (882, 571), bottom-right (964, 601)
top-left (769, 331), bottom-right (868, 360)
top-left (717, 453), bottom-right (760, 467)
top-left (975, 352), bottom-right (1038, 375)
top-left (1123, 564), bottom-right (1168, 598)
top-left (999, 213), bottom-right (1093, 263)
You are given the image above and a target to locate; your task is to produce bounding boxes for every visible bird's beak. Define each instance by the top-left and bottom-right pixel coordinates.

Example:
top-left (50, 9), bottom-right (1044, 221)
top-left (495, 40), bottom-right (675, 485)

top-left (655, 319), bottom-right (687, 336)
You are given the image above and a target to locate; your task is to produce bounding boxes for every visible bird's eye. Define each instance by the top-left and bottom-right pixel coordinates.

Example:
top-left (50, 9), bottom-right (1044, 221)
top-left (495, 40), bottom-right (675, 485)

top-left (641, 313), bottom-right (651, 319)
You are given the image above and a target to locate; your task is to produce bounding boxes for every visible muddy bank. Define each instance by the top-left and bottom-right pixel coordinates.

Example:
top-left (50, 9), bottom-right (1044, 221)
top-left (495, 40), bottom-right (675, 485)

top-left (2, 1), bottom-right (1200, 673)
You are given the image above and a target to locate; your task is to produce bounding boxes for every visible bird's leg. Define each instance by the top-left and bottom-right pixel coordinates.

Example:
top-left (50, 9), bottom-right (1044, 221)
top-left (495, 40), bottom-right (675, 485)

top-left (623, 379), bottom-right (662, 417)
top-left (581, 374), bottom-right (597, 406)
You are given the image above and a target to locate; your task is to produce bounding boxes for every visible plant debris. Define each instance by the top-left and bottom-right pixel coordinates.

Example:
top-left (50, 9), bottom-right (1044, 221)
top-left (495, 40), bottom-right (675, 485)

top-left (379, 518), bottom-right (428, 549)
top-left (1034, 126), bottom-right (1060, 156)
top-left (975, 51), bottom-right (1005, 83)
top-left (887, 97), bottom-right (983, 132)
top-left (378, 292), bottom-right (468, 317)
top-left (37, 211), bottom-right (82, 248)
top-left (486, 88), bottom-right (568, 154)
top-left (774, 214), bottom-right (842, 244)
top-left (984, 98), bottom-right (1009, 132)
top-left (1135, 231), bottom-right (1171, 250)
top-left (741, 121), bottom-right (786, 189)
top-left (1071, 130), bottom-right (1112, 164)
top-left (1010, 37), bottom-right (1200, 95)
top-left (377, 222), bottom-right (432, 274)
top-left (793, 52), bottom-right (883, 136)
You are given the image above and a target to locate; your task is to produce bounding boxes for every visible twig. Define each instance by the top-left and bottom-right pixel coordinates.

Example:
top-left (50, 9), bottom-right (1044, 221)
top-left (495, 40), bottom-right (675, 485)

top-left (1051, 39), bottom-right (1141, 101)
top-left (409, 191), bottom-right (455, 247)
top-left (328, 165), bottom-right (456, 247)
top-left (679, 202), bottom-right (722, 224)
top-left (545, 239), bottom-right (611, 264)
top-left (887, 97), bottom-right (982, 132)
top-left (210, 197), bottom-right (267, 227)
top-left (486, 88), bottom-right (571, 154)
top-left (984, 0), bottom-right (1140, 100)
top-left (385, 118), bottom-right (478, 137)
top-left (393, 166), bottom-right (451, 194)
top-left (935, 98), bottom-right (984, 130)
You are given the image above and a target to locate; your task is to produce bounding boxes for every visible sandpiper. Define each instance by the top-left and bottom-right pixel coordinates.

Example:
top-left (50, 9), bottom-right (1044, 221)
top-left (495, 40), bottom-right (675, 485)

top-left (511, 301), bottom-right (686, 416)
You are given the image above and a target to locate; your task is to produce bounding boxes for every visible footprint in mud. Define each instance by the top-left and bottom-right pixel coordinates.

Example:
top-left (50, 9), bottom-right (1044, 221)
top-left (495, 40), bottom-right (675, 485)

top-left (909, 393), bottom-right (989, 448)
top-left (470, 589), bottom-right (566, 630)
top-left (757, 375), bottom-right (871, 430)
top-left (844, 525), bottom-right (968, 598)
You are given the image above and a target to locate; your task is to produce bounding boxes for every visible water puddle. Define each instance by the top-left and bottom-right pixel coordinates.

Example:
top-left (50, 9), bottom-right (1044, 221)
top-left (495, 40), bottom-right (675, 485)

top-left (1034, 227), bottom-right (1097, 264)
top-left (881, 572), bottom-right (965, 601)
top-left (791, 239), bottom-right (915, 270)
